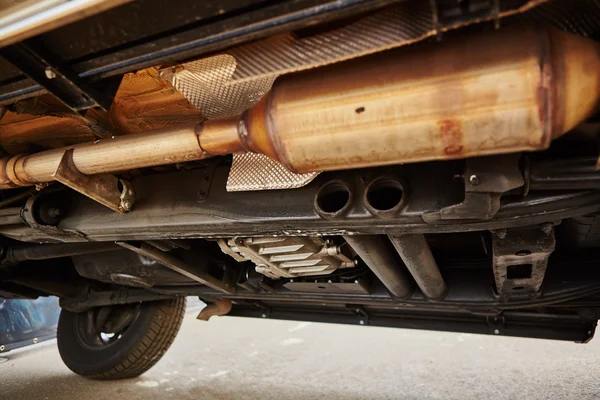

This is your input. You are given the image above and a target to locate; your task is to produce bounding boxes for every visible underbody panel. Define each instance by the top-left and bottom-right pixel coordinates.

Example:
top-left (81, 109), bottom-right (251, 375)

top-left (1, 0), bottom-right (600, 344)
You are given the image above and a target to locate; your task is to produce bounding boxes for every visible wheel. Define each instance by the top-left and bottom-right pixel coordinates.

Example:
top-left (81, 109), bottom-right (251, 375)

top-left (57, 297), bottom-right (186, 380)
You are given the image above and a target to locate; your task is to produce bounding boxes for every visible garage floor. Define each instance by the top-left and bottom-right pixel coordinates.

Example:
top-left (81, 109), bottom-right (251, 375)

top-left (0, 309), bottom-right (598, 400)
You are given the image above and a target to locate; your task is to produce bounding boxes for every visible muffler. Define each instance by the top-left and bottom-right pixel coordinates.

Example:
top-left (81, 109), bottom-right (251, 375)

top-left (2, 25), bottom-right (600, 188)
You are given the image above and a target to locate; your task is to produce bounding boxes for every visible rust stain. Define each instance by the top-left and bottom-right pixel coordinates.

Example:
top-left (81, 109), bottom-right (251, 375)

top-left (438, 119), bottom-right (464, 156)
top-left (0, 67), bottom-right (202, 155)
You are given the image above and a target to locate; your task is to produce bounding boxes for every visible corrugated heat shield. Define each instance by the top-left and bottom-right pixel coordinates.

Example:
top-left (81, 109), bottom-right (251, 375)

top-left (163, 0), bottom-right (600, 191)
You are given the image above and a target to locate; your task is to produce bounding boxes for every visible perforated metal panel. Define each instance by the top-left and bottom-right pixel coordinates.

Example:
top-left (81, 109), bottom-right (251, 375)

top-left (163, 0), bottom-right (562, 191)
top-left (226, 153), bottom-right (319, 192)
top-left (164, 0), bottom-right (548, 120)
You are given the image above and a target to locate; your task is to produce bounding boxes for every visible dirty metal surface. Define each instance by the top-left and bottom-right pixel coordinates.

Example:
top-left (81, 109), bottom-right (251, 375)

top-left (222, 236), bottom-right (355, 279)
top-left (166, 0), bottom-right (547, 120)
top-left (52, 148), bottom-right (133, 213)
top-left (434, 155), bottom-right (525, 221)
top-left (0, 68), bottom-right (202, 154)
top-left (117, 241), bottom-right (235, 294)
top-left (492, 226), bottom-right (555, 297)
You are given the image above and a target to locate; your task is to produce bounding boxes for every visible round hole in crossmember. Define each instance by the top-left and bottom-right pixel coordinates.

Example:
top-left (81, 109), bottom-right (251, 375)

top-left (314, 180), bottom-right (352, 218)
top-left (364, 177), bottom-right (406, 217)
top-left (512, 286), bottom-right (525, 291)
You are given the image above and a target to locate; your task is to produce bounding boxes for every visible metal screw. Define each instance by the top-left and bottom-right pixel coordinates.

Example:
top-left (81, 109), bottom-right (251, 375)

top-left (45, 68), bottom-right (56, 79)
top-left (261, 313), bottom-right (266, 318)
top-left (0, 345), bottom-right (4, 351)
top-left (469, 174), bottom-right (480, 186)
top-left (359, 320), bottom-right (365, 325)
top-left (354, 280), bottom-right (359, 284)
top-left (33, 338), bottom-right (38, 344)
top-left (123, 201), bottom-right (132, 210)
top-left (493, 329), bottom-right (500, 335)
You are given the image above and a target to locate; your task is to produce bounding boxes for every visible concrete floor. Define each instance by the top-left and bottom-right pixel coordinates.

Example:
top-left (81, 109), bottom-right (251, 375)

top-left (0, 309), bottom-right (599, 400)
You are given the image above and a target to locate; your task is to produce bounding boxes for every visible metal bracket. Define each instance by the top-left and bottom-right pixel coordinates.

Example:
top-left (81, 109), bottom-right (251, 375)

top-left (492, 226), bottom-right (555, 299)
top-left (117, 241), bottom-right (235, 294)
top-left (424, 154), bottom-right (524, 222)
top-left (52, 149), bottom-right (134, 213)
top-left (486, 315), bottom-right (505, 335)
top-left (1, 40), bottom-right (121, 112)
top-left (434, 0), bottom-right (501, 29)
top-left (247, 300), bottom-right (272, 318)
top-left (347, 304), bottom-right (370, 325)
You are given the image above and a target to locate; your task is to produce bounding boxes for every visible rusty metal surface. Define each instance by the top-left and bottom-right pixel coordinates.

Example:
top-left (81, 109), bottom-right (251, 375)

top-left (226, 152), bottom-right (319, 192)
top-left (259, 26), bottom-right (552, 173)
top-left (196, 299), bottom-right (232, 321)
top-left (102, 67), bottom-right (203, 134)
top-left (0, 98), bottom-right (100, 154)
top-left (0, 68), bottom-right (202, 154)
top-left (0, 123), bottom-right (204, 188)
top-left (492, 227), bottom-right (555, 297)
top-left (167, 0), bottom-right (547, 120)
top-left (52, 148), bottom-right (132, 213)
top-left (2, 24), bottom-right (600, 188)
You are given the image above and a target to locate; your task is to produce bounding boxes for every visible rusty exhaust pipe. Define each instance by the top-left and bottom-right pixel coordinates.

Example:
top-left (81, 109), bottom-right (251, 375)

top-left (1, 25), bottom-right (600, 188)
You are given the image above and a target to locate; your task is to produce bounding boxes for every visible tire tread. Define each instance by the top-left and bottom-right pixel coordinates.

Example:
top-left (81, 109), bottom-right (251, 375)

top-left (62, 297), bottom-right (186, 380)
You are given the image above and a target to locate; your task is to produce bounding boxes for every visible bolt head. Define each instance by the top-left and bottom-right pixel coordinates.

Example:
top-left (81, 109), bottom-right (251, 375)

top-left (469, 174), bottom-right (480, 186)
top-left (359, 320), bottom-right (365, 325)
top-left (493, 329), bottom-right (500, 335)
top-left (261, 313), bottom-right (266, 318)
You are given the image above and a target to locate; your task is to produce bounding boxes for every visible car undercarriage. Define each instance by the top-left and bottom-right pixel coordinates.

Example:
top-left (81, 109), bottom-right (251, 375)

top-left (1, 0), bottom-right (600, 379)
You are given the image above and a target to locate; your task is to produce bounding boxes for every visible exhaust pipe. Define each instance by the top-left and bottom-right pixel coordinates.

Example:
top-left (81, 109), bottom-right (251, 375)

top-left (1, 26), bottom-right (600, 188)
top-left (343, 235), bottom-right (413, 299)
top-left (388, 234), bottom-right (447, 300)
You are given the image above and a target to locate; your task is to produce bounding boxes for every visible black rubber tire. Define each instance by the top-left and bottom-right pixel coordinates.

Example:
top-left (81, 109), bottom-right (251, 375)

top-left (57, 297), bottom-right (186, 380)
